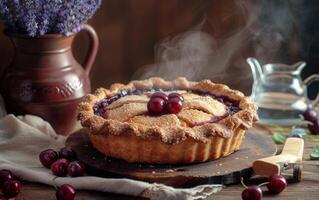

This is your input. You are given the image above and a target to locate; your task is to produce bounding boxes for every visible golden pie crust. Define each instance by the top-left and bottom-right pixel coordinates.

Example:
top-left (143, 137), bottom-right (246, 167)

top-left (78, 77), bottom-right (258, 164)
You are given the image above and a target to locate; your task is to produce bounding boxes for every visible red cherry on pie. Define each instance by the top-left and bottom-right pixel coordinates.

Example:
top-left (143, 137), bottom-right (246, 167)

top-left (168, 93), bottom-right (184, 102)
top-left (151, 92), bottom-right (168, 101)
top-left (167, 97), bottom-right (183, 114)
top-left (147, 97), bottom-right (166, 114)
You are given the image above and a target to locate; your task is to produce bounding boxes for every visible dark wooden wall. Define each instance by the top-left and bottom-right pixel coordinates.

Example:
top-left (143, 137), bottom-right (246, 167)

top-left (0, 0), bottom-right (318, 96)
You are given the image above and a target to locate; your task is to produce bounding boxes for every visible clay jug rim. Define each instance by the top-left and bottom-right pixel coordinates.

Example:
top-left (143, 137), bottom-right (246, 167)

top-left (4, 29), bottom-right (75, 39)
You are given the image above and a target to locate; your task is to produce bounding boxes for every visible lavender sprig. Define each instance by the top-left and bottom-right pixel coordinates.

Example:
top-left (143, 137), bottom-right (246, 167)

top-left (0, 0), bottom-right (101, 37)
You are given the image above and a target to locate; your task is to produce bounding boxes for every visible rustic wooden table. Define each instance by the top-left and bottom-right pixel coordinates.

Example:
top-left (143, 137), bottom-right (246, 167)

top-left (4, 128), bottom-right (319, 200)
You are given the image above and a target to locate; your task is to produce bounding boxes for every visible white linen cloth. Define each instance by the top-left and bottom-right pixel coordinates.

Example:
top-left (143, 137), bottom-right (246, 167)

top-left (0, 95), bottom-right (223, 200)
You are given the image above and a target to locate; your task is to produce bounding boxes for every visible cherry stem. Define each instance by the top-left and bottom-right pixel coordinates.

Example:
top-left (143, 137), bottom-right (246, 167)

top-left (258, 182), bottom-right (270, 187)
top-left (298, 115), bottom-right (314, 126)
top-left (300, 120), bottom-right (314, 126)
top-left (241, 177), bottom-right (248, 189)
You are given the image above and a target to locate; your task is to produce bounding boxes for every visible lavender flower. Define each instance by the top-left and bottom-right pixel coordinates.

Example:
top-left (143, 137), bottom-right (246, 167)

top-left (0, 0), bottom-right (19, 32)
top-left (0, 0), bottom-right (101, 37)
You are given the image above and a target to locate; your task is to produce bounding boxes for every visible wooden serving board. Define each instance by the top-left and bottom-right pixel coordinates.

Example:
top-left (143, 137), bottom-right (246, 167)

top-left (66, 125), bottom-right (276, 187)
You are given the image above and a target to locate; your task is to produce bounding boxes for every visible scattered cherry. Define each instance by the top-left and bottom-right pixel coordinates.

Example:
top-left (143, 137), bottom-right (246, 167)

top-left (147, 97), bottom-right (166, 114)
top-left (267, 174), bottom-right (287, 194)
top-left (241, 186), bottom-right (262, 200)
top-left (0, 169), bottom-right (14, 187)
top-left (302, 108), bottom-right (319, 135)
top-left (39, 149), bottom-right (59, 169)
top-left (167, 97), bottom-right (183, 114)
top-left (308, 119), bottom-right (319, 135)
top-left (51, 159), bottom-right (70, 177)
top-left (56, 184), bottom-right (76, 200)
top-left (2, 180), bottom-right (21, 198)
top-left (67, 161), bottom-right (86, 177)
top-left (303, 108), bottom-right (318, 122)
top-left (59, 147), bottom-right (77, 161)
top-left (168, 93), bottom-right (184, 102)
top-left (151, 92), bottom-right (168, 101)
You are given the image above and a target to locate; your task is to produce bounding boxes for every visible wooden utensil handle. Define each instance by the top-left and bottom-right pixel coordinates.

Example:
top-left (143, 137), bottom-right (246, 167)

top-left (253, 138), bottom-right (304, 177)
top-left (253, 154), bottom-right (298, 176)
top-left (282, 138), bottom-right (304, 158)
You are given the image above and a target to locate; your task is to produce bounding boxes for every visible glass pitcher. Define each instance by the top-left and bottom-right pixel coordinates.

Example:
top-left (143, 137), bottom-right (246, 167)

top-left (247, 57), bottom-right (319, 125)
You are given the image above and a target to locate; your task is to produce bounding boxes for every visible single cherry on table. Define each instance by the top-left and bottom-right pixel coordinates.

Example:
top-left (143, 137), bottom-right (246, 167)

top-left (56, 184), bottom-right (76, 200)
top-left (0, 169), bottom-right (14, 187)
top-left (303, 108), bottom-right (318, 122)
top-left (241, 185), bottom-right (263, 200)
top-left (308, 119), bottom-right (319, 135)
top-left (2, 179), bottom-right (22, 199)
top-left (67, 161), bottom-right (86, 177)
top-left (59, 147), bottom-right (77, 161)
top-left (51, 158), bottom-right (70, 177)
top-left (303, 108), bottom-right (319, 135)
top-left (267, 175), bottom-right (287, 194)
top-left (39, 149), bottom-right (59, 169)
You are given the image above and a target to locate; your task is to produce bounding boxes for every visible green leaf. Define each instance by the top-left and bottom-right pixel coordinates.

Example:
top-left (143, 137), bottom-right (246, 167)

top-left (272, 133), bottom-right (287, 144)
top-left (310, 153), bottom-right (319, 160)
top-left (310, 145), bottom-right (319, 160)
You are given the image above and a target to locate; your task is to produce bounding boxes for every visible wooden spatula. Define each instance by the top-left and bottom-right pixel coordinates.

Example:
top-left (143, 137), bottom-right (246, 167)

top-left (253, 138), bottom-right (304, 182)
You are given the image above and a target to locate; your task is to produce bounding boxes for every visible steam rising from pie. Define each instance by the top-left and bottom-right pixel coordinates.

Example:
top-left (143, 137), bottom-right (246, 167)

top-left (133, 1), bottom-right (306, 91)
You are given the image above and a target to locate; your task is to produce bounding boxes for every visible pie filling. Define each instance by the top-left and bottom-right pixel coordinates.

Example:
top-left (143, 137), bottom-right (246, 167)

top-left (93, 88), bottom-right (240, 127)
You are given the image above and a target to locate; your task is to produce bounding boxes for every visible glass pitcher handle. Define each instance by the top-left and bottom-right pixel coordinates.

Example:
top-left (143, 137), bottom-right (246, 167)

top-left (304, 74), bottom-right (319, 107)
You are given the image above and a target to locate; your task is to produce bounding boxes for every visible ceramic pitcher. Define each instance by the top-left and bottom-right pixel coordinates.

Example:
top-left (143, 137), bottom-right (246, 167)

top-left (1, 24), bottom-right (99, 135)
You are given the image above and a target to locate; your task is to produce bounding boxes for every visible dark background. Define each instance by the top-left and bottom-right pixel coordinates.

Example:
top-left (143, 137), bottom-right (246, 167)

top-left (0, 0), bottom-right (318, 96)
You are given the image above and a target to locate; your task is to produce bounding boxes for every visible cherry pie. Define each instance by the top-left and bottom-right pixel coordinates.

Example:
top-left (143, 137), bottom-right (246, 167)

top-left (78, 77), bottom-right (258, 164)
